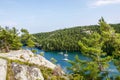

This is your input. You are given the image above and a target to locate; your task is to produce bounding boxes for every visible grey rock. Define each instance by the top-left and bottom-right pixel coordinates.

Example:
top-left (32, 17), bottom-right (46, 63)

top-left (0, 59), bottom-right (7, 80)
top-left (12, 63), bottom-right (44, 80)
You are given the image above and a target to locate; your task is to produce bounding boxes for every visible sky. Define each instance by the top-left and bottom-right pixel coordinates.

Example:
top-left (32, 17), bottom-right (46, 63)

top-left (0, 0), bottom-right (120, 33)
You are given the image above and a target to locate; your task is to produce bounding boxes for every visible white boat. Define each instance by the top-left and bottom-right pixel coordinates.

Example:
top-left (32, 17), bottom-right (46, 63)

top-left (59, 52), bottom-right (63, 55)
top-left (64, 54), bottom-right (68, 57)
top-left (64, 50), bottom-right (68, 56)
top-left (63, 58), bottom-right (68, 61)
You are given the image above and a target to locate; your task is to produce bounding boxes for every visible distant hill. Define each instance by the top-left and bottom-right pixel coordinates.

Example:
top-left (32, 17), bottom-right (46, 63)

top-left (33, 23), bottom-right (120, 51)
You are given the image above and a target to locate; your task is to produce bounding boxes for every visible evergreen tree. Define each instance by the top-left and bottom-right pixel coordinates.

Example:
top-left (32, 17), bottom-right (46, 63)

top-left (99, 17), bottom-right (116, 56)
top-left (21, 28), bottom-right (35, 49)
top-left (99, 18), bottom-right (120, 78)
top-left (68, 18), bottom-right (114, 80)
top-left (0, 26), bottom-right (22, 52)
top-left (9, 27), bottom-right (22, 50)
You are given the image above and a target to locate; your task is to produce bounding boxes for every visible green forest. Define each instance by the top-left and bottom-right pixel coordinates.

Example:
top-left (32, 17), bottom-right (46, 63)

top-left (33, 21), bottom-right (120, 51)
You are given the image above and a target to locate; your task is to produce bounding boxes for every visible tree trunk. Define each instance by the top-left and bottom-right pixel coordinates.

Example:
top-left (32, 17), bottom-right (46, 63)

top-left (4, 39), bottom-right (10, 52)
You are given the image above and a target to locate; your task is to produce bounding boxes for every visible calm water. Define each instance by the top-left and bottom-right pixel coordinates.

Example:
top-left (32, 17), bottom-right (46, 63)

top-left (31, 47), bottom-right (89, 68)
top-left (23, 47), bottom-right (119, 77)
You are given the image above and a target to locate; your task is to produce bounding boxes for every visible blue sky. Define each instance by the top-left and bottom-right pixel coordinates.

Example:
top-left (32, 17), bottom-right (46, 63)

top-left (0, 0), bottom-right (120, 33)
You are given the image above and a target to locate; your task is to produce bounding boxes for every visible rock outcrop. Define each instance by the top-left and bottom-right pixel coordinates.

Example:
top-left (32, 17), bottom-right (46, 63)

top-left (0, 50), bottom-right (58, 80)
top-left (0, 50), bottom-right (56, 69)
top-left (12, 63), bottom-right (44, 80)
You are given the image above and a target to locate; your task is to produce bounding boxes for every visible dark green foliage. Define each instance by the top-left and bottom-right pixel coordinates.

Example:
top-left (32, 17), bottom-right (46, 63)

top-left (33, 23), bottom-right (120, 51)
top-left (111, 23), bottom-right (120, 33)
top-left (33, 25), bottom-right (98, 51)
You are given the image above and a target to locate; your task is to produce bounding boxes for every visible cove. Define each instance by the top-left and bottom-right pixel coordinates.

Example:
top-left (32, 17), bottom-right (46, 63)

top-left (23, 47), bottom-right (120, 77)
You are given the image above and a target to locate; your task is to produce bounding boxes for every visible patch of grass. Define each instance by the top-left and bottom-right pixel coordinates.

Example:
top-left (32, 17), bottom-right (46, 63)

top-left (39, 66), bottom-right (67, 80)
top-left (6, 60), bottom-right (15, 80)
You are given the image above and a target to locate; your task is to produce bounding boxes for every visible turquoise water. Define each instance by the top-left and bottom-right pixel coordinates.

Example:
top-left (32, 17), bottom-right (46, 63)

top-left (31, 47), bottom-right (89, 69)
top-left (23, 47), bottom-right (119, 77)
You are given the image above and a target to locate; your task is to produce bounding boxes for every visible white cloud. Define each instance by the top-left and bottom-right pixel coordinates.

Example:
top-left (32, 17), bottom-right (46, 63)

top-left (92, 0), bottom-right (120, 7)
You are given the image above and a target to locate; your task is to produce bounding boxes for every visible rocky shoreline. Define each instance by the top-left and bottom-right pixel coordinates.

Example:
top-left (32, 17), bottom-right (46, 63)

top-left (0, 50), bottom-right (65, 80)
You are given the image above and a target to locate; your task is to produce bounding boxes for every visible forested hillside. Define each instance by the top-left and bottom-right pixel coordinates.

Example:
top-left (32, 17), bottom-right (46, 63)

top-left (33, 23), bottom-right (120, 51)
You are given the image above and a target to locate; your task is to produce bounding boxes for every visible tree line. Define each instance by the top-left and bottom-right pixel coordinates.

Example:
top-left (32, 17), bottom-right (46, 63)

top-left (33, 22), bottom-right (120, 51)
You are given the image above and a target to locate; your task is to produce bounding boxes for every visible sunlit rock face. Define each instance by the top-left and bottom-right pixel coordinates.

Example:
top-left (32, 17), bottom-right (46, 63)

top-left (0, 50), bottom-right (58, 80)
top-left (0, 50), bottom-right (56, 69)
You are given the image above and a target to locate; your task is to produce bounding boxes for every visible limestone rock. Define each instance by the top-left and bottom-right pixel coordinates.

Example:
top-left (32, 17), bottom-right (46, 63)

top-left (0, 59), bottom-right (7, 80)
top-left (0, 50), bottom-right (56, 69)
top-left (12, 63), bottom-right (44, 80)
top-left (0, 50), bottom-right (58, 80)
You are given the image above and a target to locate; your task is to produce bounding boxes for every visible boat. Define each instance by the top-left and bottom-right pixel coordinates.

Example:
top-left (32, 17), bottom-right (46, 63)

top-left (63, 50), bottom-right (68, 61)
top-left (59, 52), bottom-right (63, 55)
top-left (64, 50), bottom-right (68, 57)
top-left (64, 54), bottom-right (68, 57)
top-left (63, 58), bottom-right (68, 61)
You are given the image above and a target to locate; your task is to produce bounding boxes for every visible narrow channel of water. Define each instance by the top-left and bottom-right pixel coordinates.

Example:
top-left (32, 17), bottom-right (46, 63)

top-left (23, 47), bottom-right (119, 77)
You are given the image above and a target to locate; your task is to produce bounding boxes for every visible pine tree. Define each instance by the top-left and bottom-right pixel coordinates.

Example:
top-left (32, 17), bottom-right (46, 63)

top-left (10, 27), bottom-right (22, 50)
top-left (68, 18), bottom-right (114, 80)
top-left (99, 18), bottom-right (120, 77)
top-left (21, 28), bottom-right (35, 49)
top-left (0, 26), bottom-right (22, 52)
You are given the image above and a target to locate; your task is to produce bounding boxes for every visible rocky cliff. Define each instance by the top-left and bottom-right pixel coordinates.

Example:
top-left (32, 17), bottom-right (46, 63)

top-left (0, 50), bottom-right (65, 80)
